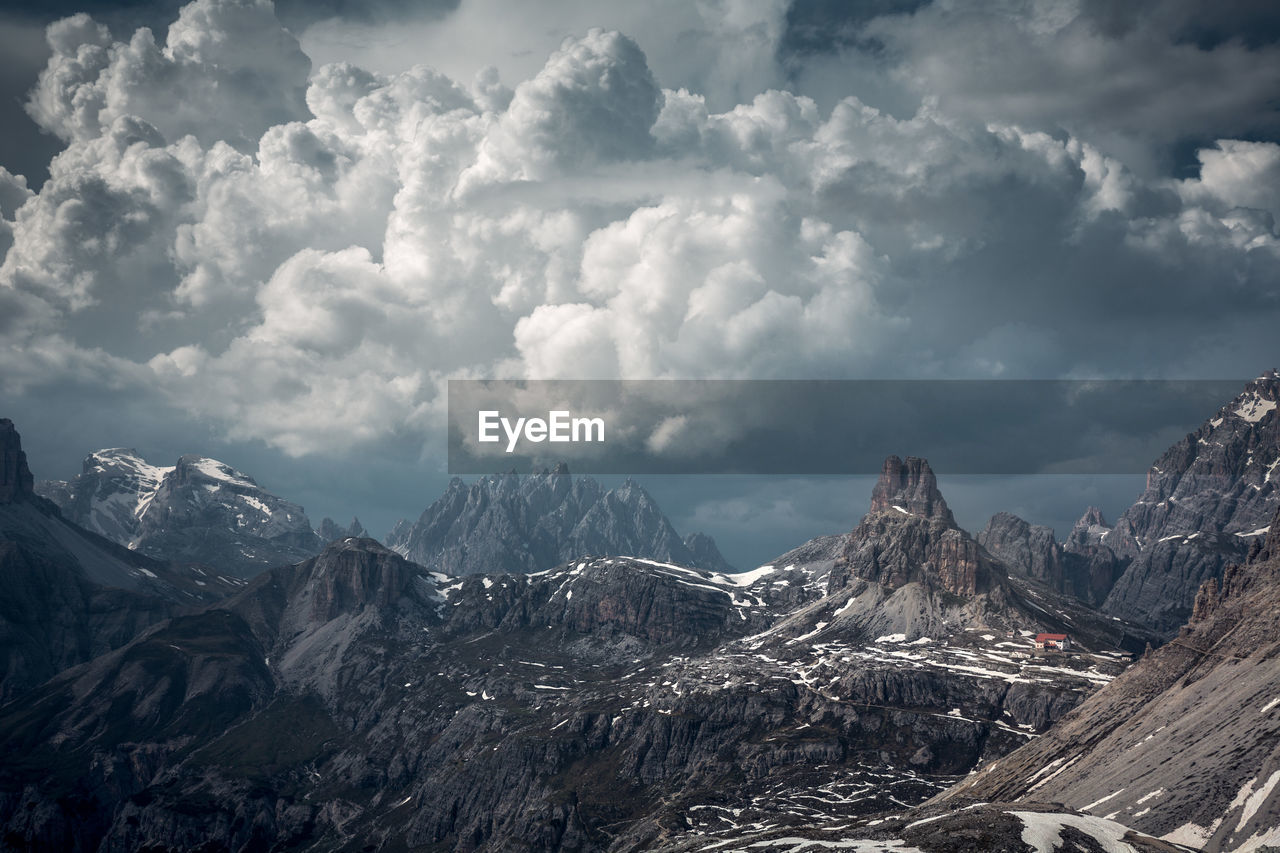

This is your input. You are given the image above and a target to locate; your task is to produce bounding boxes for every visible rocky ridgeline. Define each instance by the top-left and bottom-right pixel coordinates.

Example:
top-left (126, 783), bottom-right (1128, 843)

top-left (37, 448), bottom-right (321, 576)
top-left (0, 448), bottom-right (1150, 851)
top-left (386, 463), bottom-right (734, 576)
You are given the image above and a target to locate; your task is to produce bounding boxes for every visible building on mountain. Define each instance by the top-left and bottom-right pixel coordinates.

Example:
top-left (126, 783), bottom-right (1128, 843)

top-left (1034, 633), bottom-right (1070, 652)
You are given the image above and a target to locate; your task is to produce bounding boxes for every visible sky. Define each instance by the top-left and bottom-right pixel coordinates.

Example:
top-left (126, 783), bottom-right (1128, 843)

top-left (1, 0), bottom-right (1278, 569)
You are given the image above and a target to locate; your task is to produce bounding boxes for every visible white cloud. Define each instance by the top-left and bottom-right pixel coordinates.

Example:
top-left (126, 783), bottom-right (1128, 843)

top-left (2, 0), bottom-right (1278, 455)
top-left (27, 0), bottom-right (311, 150)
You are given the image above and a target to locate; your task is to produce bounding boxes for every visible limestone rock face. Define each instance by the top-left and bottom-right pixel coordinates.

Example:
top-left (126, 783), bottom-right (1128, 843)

top-left (869, 455), bottom-right (955, 525)
top-left (831, 456), bottom-right (1004, 598)
top-left (979, 511), bottom-right (1065, 590)
top-left (1099, 370), bottom-right (1279, 632)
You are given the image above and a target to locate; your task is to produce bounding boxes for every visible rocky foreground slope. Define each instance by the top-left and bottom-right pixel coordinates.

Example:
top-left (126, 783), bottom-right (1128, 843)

top-left (0, 420), bottom-right (243, 704)
top-left (0, 456), bottom-right (1144, 852)
top-left (929, 504), bottom-right (1280, 851)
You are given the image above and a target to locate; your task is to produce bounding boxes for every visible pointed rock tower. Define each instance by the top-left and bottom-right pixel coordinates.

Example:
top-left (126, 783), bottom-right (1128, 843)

top-left (829, 455), bottom-right (1005, 597)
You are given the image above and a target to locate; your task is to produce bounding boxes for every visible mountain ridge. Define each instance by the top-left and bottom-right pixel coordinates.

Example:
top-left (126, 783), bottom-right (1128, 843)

top-left (385, 464), bottom-right (735, 576)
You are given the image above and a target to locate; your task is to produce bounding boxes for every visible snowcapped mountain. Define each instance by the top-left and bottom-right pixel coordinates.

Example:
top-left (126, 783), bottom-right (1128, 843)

top-left (385, 462), bottom-right (735, 575)
top-left (38, 449), bottom-right (321, 576)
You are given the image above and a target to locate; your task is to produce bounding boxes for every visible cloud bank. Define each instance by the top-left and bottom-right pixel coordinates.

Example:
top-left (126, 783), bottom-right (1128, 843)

top-left (1, 0), bottom-right (1278, 458)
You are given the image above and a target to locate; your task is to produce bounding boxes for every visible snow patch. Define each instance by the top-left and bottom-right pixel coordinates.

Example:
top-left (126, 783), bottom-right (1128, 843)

top-left (1235, 395), bottom-right (1277, 424)
top-left (1162, 819), bottom-right (1221, 847)
top-left (1236, 769), bottom-right (1280, 833)
top-left (1011, 810), bottom-right (1143, 853)
top-left (1083, 789), bottom-right (1126, 812)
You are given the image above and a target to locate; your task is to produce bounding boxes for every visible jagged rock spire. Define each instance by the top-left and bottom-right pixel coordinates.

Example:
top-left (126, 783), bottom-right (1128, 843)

top-left (869, 455), bottom-right (955, 525)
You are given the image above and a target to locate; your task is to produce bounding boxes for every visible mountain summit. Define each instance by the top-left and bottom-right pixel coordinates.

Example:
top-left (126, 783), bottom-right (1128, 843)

top-left (869, 454), bottom-right (956, 525)
top-left (385, 465), bottom-right (733, 575)
top-left (831, 455), bottom-right (1003, 598)
top-left (37, 449), bottom-right (321, 576)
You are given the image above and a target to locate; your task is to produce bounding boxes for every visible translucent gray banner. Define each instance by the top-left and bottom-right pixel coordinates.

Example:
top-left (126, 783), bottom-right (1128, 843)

top-left (447, 379), bottom-right (1248, 475)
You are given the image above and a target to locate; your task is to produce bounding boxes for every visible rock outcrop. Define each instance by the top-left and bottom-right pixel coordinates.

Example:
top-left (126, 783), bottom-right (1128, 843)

top-left (979, 511), bottom-right (1065, 590)
top-left (1099, 370), bottom-right (1279, 632)
top-left (0, 419), bottom-right (35, 504)
top-left (830, 456), bottom-right (1005, 598)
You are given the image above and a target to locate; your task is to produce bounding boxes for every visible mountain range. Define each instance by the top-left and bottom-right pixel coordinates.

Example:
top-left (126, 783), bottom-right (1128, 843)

top-left (0, 371), bottom-right (1277, 850)
top-left (36, 451), bottom-right (733, 582)
top-left (384, 463), bottom-right (736, 575)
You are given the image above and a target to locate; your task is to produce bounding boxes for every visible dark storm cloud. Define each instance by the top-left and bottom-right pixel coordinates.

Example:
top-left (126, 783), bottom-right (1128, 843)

top-left (1, 0), bottom-right (1278, 568)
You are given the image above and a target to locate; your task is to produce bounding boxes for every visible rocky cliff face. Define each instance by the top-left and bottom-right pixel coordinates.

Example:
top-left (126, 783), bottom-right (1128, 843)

top-left (0, 419), bottom-right (35, 504)
top-left (38, 449), bottom-right (321, 576)
top-left (935, 500), bottom-right (1280, 851)
top-left (830, 456), bottom-right (1005, 598)
top-left (1098, 371), bottom-right (1279, 632)
top-left (385, 464), bottom-right (734, 576)
top-left (0, 423), bottom-right (244, 704)
top-left (979, 511), bottom-right (1065, 590)
top-left (1060, 506), bottom-right (1126, 604)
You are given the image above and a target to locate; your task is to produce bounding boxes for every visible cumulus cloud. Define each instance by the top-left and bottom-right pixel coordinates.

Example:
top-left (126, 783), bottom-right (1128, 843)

top-left (1, 0), bottom-right (1278, 459)
top-left (27, 0), bottom-right (310, 150)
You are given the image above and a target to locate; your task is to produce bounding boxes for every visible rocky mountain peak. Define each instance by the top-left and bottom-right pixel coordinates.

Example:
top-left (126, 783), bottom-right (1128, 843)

top-left (0, 418), bottom-right (35, 504)
top-left (868, 455), bottom-right (955, 525)
top-left (386, 466), bottom-right (733, 575)
top-left (299, 537), bottom-right (418, 623)
top-left (1078, 506), bottom-right (1107, 529)
top-left (978, 512), bottom-right (1064, 590)
top-left (1098, 372), bottom-right (1280, 631)
top-left (317, 516), bottom-right (367, 543)
top-left (831, 456), bottom-right (1002, 597)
